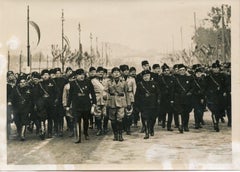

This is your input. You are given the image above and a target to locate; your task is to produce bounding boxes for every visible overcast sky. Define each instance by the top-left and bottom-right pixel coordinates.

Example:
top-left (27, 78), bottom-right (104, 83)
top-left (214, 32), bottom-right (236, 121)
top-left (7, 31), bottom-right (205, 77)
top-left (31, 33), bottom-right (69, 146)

top-left (0, 0), bottom-right (233, 56)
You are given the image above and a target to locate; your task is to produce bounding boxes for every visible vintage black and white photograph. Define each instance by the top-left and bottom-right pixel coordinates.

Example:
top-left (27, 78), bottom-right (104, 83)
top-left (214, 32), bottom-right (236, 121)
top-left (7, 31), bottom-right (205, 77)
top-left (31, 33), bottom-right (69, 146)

top-left (0, 0), bottom-right (240, 170)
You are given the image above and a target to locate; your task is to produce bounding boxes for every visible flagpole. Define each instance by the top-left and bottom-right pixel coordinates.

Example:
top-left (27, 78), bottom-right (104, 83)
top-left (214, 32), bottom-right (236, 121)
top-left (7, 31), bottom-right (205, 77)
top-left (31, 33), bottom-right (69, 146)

top-left (19, 51), bottom-right (22, 73)
top-left (61, 9), bottom-right (64, 71)
top-left (7, 50), bottom-right (10, 71)
top-left (27, 5), bottom-right (30, 70)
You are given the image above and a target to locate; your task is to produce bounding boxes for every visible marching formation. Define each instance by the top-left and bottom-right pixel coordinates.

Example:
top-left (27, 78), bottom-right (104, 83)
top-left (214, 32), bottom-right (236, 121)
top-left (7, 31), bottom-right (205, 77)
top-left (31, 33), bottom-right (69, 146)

top-left (7, 60), bottom-right (231, 143)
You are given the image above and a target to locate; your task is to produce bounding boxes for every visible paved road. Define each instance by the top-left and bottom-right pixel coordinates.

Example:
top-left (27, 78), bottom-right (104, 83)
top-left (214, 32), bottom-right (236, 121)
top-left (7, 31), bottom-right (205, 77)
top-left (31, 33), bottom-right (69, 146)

top-left (7, 111), bottom-right (233, 170)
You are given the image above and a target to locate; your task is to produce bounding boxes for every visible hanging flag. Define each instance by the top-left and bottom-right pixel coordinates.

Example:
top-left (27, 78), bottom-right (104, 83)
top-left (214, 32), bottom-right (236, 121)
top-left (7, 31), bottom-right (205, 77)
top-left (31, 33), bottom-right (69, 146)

top-left (29, 21), bottom-right (41, 46)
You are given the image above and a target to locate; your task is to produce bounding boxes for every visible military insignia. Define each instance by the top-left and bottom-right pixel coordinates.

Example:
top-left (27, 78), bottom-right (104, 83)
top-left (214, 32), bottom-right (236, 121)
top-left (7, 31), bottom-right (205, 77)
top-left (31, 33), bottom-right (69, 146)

top-left (186, 81), bottom-right (189, 84)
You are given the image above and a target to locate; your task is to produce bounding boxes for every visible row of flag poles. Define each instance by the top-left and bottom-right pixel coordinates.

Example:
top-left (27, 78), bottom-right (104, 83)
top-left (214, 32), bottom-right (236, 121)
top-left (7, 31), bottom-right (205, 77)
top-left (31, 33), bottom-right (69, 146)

top-left (8, 6), bottom-right (112, 73)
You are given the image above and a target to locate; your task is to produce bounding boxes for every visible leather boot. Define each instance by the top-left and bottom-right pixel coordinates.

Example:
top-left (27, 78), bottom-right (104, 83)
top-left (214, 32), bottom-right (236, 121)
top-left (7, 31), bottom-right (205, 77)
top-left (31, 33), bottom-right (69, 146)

top-left (144, 128), bottom-right (149, 139)
top-left (74, 122), bottom-right (81, 143)
top-left (118, 122), bottom-right (124, 141)
top-left (111, 121), bottom-right (118, 141)
top-left (178, 125), bottom-right (183, 133)
top-left (20, 125), bottom-right (26, 141)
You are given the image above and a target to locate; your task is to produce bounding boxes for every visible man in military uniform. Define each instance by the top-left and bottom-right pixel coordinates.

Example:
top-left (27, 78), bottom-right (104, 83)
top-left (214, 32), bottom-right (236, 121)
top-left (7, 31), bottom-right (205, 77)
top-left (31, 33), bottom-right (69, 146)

top-left (158, 63), bottom-right (175, 131)
top-left (172, 64), bottom-right (180, 128)
top-left (36, 69), bottom-right (58, 138)
top-left (205, 62), bottom-right (226, 132)
top-left (173, 64), bottom-right (193, 133)
top-left (191, 67), bottom-right (206, 129)
top-left (120, 65), bottom-right (136, 135)
top-left (88, 66), bottom-right (97, 129)
top-left (66, 69), bottom-right (97, 143)
top-left (135, 70), bottom-right (161, 139)
top-left (7, 71), bottom-right (16, 140)
top-left (53, 68), bottom-right (68, 137)
top-left (106, 67), bottom-right (131, 141)
top-left (91, 67), bottom-right (109, 136)
top-left (8, 75), bottom-right (33, 141)
top-left (223, 63), bottom-right (231, 127)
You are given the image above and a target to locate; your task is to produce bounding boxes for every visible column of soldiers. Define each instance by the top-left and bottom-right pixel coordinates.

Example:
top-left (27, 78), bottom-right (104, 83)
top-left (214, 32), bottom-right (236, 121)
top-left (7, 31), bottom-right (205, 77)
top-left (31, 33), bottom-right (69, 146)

top-left (7, 59), bottom-right (231, 143)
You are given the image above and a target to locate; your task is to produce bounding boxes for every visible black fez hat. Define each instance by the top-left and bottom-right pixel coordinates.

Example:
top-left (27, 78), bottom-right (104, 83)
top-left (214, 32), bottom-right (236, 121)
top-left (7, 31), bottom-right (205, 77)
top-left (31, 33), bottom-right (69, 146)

top-left (75, 69), bottom-right (85, 75)
top-left (142, 70), bottom-right (151, 76)
top-left (7, 71), bottom-right (14, 77)
top-left (32, 71), bottom-right (41, 79)
top-left (195, 68), bottom-right (203, 73)
top-left (96, 66), bottom-right (104, 72)
top-left (152, 64), bottom-right (160, 69)
top-left (141, 60), bottom-right (149, 66)
top-left (103, 68), bottom-right (108, 73)
top-left (129, 67), bottom-right (136, 72)
top-left (89, 67), bottom-right (96, 72)
top-left (49, 68), bottom-right (56, 75)
top-left (68, 71), bottom-right (76, 78)
top-left (192, 64), bottom-right (201, 70)
top-left (111, 67), bottom-right (120, 73)
top-left (65, 67), bottom-right (72, 73)
top-left (161, 63), bottom-right (170, 71)
top-left (55, 67), bottom-right (61, 73)
top-left (178, 64), bottom-right (186, 69)
top-left (173, 64), bottom-right (179, 69)
top-left (121, 65), bottom-right (129, 71)
top-left (41, 69), bottom-right (49, 76)
top-left (17, 74), bottom-right (27, 83)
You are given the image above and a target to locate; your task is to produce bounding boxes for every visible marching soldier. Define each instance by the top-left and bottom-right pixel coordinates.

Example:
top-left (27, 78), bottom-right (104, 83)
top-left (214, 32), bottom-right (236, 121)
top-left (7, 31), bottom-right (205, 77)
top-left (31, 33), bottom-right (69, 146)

top-left (224, 63), bottom-right (231, 127)
top-left (173, 64), bottom-right (193, 133)
top-left (36, 69), bottom-right (58, 138)
top-left (135, 70), bottom-right (161, 139)
top-left (91, 67), bottom-right (109, 136)
top-left (172, 64), bottom-right (180, 128)
top-left (53, 68), bottom-right (68, 137)
top-left (158, 63), bottom-right (175, 131)
top-left (121, 65), bottom-right (136, 135)
top-left (191, 67), bottom-right (207, 129)
top-left (7, 71), bottom-right (16, 140)
top-left (205, 61), bottom-right (226, 132)
top-left (66, 69), bottom-right (97, 143)
top-left (88, 66), bottom-right (97, 129)
top-left (62, 71), bottom-right (76, 137)
top-left (8, 74), bottom-right (33, 141)
top-left (106, 67), bottom-right (131, 141)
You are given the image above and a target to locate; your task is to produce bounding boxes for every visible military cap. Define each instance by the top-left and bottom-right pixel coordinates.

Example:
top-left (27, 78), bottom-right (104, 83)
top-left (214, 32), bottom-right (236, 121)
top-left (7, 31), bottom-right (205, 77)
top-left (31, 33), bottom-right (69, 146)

top-left (192, 64), bottom-right (202, 70)
top-left (7, 71), bottom-right (14, 77)
top-left (178, 64), bottom-right (186, 70)
top-left (75, 69), bottom-right (85, 75)
top-left (121, 65), bottom-right (129, 71)
top-left (161, 63), bottom-right (170, 71)
top-left (141, 60), bottom-right (149, 66)
top-left (41, 69), bottom-right (49, 76)
top-left (173, 64), bottom-right (179, 69)
top-left (152, 64), bottom-right (160, 69)
top-left (65, 67), bottom-right (72, 73)
top-left (32, 71), bottom-right (41, 79)
top-left (68, 71), bottom-right (76, 78)
top-left (142, 70), bottom-right (151, 76)
top-left (49, 68), bottom-right (56, 75)
top-left (89, 67), bottom-right (96, 72)
top-left (129, 67), bottom-right (136, 72)
top-left (103, 68), bottom-right (108, 73)
top-left (96, 66), bottom-right (104, 72)
top-left (111, 67), bottom-right (120, 73)
top-left (55, 67), bottom-right (61, 73)
top-left (17, 74), bottom-right (27, 83)
top-left (195, 68), bottom-right (203, 73)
